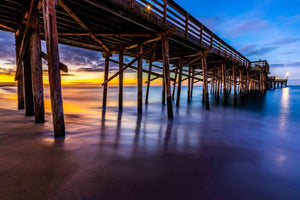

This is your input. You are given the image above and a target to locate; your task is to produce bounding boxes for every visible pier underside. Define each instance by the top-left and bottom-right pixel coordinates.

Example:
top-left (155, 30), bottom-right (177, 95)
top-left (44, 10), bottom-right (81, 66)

top-left (0, 0), bottom-right (270, 137)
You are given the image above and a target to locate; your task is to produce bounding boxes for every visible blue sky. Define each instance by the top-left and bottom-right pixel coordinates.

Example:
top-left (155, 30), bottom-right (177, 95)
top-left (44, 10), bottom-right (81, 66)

top-left (178, 0), bottom-right (300, 83)
top-left (0, 0), bottom-right (299, 84)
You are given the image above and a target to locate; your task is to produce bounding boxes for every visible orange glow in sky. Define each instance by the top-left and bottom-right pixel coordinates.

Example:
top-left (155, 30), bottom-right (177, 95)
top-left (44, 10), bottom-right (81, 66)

top-left (0, 71), bottom-right (163, 87)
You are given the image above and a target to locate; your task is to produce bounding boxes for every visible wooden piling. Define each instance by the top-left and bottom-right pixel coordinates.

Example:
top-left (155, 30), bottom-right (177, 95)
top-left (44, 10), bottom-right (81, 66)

top-left (176, 58), bottom-right (183, 107)
top-left (201, 53), bottom-right (209, 109)
top-left (15, 30), bottom-right (24, 110)
top-left (119, 50), bottom-right (124, 111)
top-left (172, 68), bottom-right (178, 99)
top-left (102, 53), bottom-right (109, 108)
top-left (162, 68), bottom-right (166, 105)
top-left (137, 43), bottom-right (143, 114)
top-left (187, 65), bottom-right (191, 101)
top-left (43, 0), bottom-right (65, 137)
top-left (145, 59), bottom-right (153, 104)
top-left (191, 67), bottom-right (195, 98)
top-left (23, 45), bottom-right (34, 117)
top-left (161, 36), bottom-right (173, 119)
top-left (30, 4), bottom-right (44, 123)
top-left (239, 69), bottom-right (243, 95)
top-left (222, 61), bottom-right (227, 100)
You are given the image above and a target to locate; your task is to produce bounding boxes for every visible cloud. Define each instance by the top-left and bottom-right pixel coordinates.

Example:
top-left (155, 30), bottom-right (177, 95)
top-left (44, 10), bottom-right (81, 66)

top-left (270, 62), bottom-right (300, 68)
top-left (0, 67), bottom-right (15, 75)
top-left (268, 37), bottom-right (299, 45)
top-left (61, 73), bottom-right (76, 77)
top-left (227, 20), bottom-right (268, 36)
top-left (239, 44), bottom-right (278, 57)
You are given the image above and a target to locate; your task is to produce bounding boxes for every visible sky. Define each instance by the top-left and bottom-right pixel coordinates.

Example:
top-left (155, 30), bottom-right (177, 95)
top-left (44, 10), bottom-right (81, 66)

top-left (0, 0), bottom-right (299, 85)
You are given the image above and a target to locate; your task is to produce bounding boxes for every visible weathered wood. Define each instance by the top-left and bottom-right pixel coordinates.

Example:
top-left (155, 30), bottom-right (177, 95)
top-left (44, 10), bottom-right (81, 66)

top-left (145, 51), bottom-right (156, 103)
top-left (172, 68), bottom-right (178, 99)
top-left (137, 44), bottom-right (143, 114)
top-left (15, 0), bottom-right (39, 81)
top-left (222, 62), bottom-right (227, 100)
top-left (58, 0), bottom-right (110, 52)
top-left (202, 52), bottom-right (209, 110)
top-left (29, 3), bottom-right (44, 123)
top-left (187, 65), bottom-right (191, 101)
top-left (162, 70), bottom-right (166, 105)
top-left (102, 42), bottom-right (158, 86)
top-left (102, 53), bottom-right (109, 108)
top-left (119, 51), bottom-right (123, 111)
top-left (161, 36), bottom-right (173, 119)
top-left (15, 29), bottom-right (24, 110)
top-left (233, 65), bottom-right (237, 98)
top-left (43, 0), bottom-right (65, 137)
top-left (176, 58), bottom-right (183, 107)
top-left (23, 45), bottom-right (34, 116)
top-left (191, 67), bottom-right (195, 98)
top-left (239, 69), bottom-right (243, 95)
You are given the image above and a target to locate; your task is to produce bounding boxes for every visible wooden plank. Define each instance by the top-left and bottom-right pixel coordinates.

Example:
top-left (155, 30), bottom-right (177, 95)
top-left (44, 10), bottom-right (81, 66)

top-left (29, 3), bottom-right (45, 123)
top-left (43, 0), bottom-right (65, 137)
top-left (58, 0), bottom-right (110, 52)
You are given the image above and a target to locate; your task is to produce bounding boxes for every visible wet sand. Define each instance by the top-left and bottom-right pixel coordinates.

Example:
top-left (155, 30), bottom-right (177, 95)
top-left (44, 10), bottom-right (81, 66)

top-left (0, 86), bottom-right (300, 200)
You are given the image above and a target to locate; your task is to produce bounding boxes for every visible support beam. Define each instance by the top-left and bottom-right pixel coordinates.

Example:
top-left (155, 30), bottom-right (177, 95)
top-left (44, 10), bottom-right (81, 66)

top-left (176, 58), bottom-right (183, 107)
top-left (29, 4), bottom-right (45, 123)
top-left (172, 68), bottom-right (178, 99)
top-left (23, 45), bottom-right (34, 116)
top-left (58, 0), bottom-right (109, 52)
top-left (161, 36), bottom-right (173, 119)
top-left (41, 51), bottom-right (68, 72)
top-left (137, 44), bottom-right (143, 114)
top-left (201, 52), bottom-right (209, 110)
top-left (102, 42), bottom-right (158, 86)
top-left (119, 51), bottom-right (124, 111)
top-left (239, 69), bottom-right (243, 95)
top-left (222, 62), bottom-right (227, 100)
top-left (162, 67), bottom-right (166, 105)
top-left (15, 29), bottom-right (24, 110)
top-left (233, 65), bottom-right (237, 98)
top-left (102, 53), bottom-right (110, 108)
top-left (145, 51), bottom-right (155, 103)
top-left (191, 67), bottom-right (195, 98)
top-left (43, 0), bottom-right (65, 137)
top-left (187, 65), bottom-right (191, 101)
top-left (15, 0), bottom-right (39, 81)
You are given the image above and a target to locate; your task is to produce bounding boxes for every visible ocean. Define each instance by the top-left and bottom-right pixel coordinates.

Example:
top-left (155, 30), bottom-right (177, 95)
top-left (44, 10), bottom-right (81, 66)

top-left (0, 85), bottom-right (299, 199)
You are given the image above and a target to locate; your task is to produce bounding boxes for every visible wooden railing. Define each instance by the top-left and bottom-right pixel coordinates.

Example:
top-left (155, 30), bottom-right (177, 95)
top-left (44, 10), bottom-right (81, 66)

top-left (112, 0), bottom-right (250, 67)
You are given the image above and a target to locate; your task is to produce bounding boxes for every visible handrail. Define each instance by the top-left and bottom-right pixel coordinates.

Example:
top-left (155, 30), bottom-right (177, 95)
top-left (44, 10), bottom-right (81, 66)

top-left (113, 0), bottom-right (250, 67)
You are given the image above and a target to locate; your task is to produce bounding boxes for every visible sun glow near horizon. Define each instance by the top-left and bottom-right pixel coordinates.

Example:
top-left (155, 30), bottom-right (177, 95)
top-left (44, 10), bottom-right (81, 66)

top-left (0, 71), bottom-right (164, 87)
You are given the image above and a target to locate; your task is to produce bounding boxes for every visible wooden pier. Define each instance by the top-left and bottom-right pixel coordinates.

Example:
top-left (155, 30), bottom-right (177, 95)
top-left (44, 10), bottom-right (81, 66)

top-left (0, 0), bottom-right (271, 137)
